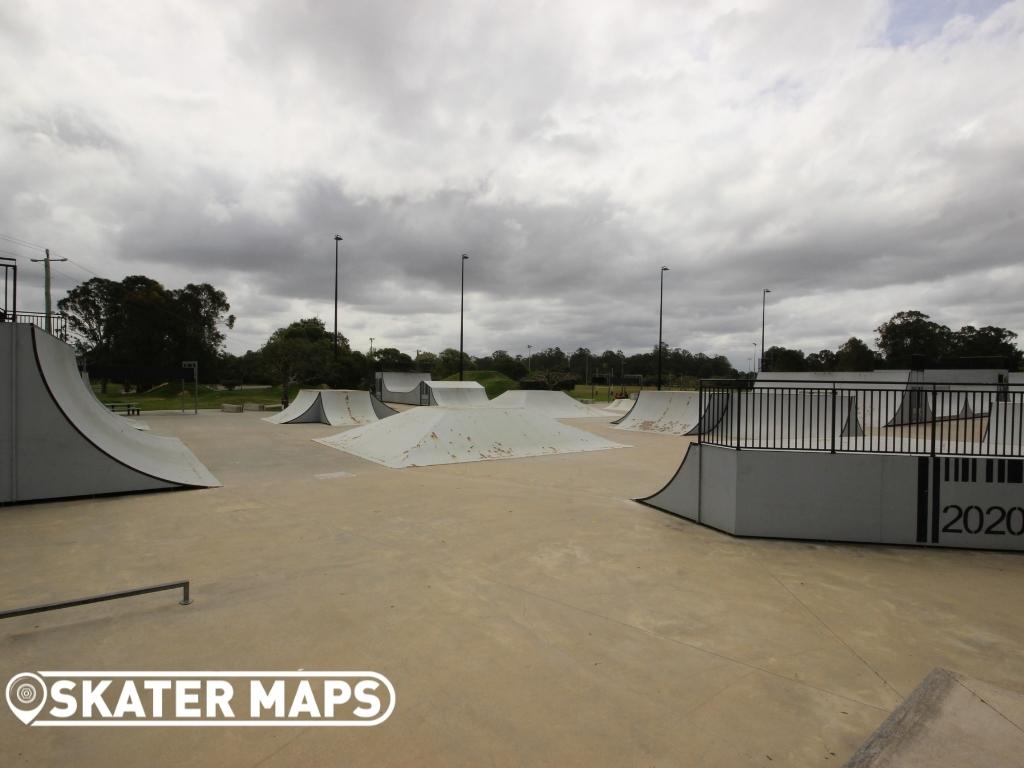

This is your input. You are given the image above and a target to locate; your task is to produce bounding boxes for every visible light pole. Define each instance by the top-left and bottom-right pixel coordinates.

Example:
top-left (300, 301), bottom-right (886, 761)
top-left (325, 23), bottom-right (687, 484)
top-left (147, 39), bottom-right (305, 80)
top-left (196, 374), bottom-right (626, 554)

top-left (333, 235), bottom-right (342, 358)
top-left (527, 344), bottom-right (533, 372)
top-left (460, 254), bottom-right (469, 381)
top-left (658, 266), bottom-right (669, 390)
top-left (760, 288), bottom-right (771, 372)
top-left (369, 337), bottom-right (375, 357)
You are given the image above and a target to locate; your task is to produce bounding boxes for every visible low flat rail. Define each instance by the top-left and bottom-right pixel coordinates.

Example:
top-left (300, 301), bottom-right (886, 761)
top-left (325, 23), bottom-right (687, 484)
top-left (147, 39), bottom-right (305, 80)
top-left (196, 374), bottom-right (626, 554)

top-left (0, 580), bottom-right (191, 620)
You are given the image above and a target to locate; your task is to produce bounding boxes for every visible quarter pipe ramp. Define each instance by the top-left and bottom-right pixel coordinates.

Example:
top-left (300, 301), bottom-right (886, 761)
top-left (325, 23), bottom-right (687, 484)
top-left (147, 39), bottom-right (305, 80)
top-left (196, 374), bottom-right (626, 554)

top-left (375, 371), bottom-right (431, 405)
top-left (263, 389), bottom-right (397, 426)
top-left (612, 391), bottom-right (727, 435)
top-left (315, 406), bottom-right (628, 468)
top-left (1, 324), bottom-right (219, 503)
top-left (422, 380), bottom-right (490, 407)
top-left (604, 398), bottom-right (635, 413)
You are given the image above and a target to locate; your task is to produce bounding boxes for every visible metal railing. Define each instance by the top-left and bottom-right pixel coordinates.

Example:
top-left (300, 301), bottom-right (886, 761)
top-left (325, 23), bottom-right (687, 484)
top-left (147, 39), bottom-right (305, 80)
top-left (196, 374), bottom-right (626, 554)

top-left (0, 580), bottom-right (191, 620)
top-left (699, 379), bottom-right (1023, 457)
top-left (9, 311), bottom-right (69, 341)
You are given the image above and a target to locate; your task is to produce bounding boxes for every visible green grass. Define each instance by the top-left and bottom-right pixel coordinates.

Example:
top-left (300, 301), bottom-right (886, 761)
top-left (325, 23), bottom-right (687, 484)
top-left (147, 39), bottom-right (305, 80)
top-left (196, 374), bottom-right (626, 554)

top-left (93, 383), bottom-right (302, 412)
top-left (444, 370), bottom-right (520, 399)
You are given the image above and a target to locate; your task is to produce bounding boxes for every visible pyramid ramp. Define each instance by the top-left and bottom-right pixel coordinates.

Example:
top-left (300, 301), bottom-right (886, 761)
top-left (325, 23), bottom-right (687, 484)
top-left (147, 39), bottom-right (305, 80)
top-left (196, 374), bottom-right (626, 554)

top-left (263, 389), bottom-right (396, 426)
top-left (1, 325), bottom-right (219, 504)
top-left (490, 390), bottom-right (606, 418)
top-left (423, 380), bottom-right (489, 407)
top-left (315, 406), bottom-right (628, 468)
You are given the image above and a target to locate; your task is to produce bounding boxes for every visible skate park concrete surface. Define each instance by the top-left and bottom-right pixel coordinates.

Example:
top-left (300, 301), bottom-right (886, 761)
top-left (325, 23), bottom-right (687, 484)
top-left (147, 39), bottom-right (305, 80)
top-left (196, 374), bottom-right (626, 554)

top-left (3, 410), bottom-right (1024, 766)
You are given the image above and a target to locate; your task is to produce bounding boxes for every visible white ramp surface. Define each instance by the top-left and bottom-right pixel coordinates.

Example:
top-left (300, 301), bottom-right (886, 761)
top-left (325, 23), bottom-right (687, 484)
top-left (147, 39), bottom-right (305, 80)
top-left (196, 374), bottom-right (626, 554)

top-left (377, 371), bottom-right (431, 404)
top-left (264, 389), bottom-right (324, 424)
top-left (491, 390), bottom-right (606, 418)
top-left (605, 398), bottom-right (635, 413)
top-left (1, 325), bottom-right (219, 503)
top-left (264, 389), bottom-right (396, 426)
top-left (423, 380), bottom-right (489, 407)
top-left (983, 401), bottom-right (1024, 448)
top-left (612, 391), bottom-right (712, 435)
top-left (316, 407), bottom-right (628, 468)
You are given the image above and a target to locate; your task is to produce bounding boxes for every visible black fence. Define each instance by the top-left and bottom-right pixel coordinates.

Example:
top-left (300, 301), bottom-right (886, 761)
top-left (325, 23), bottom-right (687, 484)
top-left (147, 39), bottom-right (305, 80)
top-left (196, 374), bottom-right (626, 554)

top-left (699, 379), bottom-right (1023, 457)
top-left (4, 311), bottom-right (69, 342)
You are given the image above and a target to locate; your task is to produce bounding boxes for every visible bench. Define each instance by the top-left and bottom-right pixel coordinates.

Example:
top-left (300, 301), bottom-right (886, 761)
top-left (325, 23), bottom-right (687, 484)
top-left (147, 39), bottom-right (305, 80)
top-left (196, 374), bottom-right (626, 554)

top-left (107, 402), bottom-right (140, 416)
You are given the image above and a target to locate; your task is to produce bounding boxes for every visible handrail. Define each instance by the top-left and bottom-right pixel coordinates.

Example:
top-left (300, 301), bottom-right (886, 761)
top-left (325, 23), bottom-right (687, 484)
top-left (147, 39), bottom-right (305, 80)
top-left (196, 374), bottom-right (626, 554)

top-left (0, 580), bottom-right (191, 620)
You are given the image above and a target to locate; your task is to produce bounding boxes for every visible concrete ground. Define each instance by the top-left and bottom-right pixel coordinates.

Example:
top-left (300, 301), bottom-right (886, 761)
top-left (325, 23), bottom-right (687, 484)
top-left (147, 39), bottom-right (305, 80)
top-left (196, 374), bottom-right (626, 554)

top-left (2, 410), bottom-right (1024, 766)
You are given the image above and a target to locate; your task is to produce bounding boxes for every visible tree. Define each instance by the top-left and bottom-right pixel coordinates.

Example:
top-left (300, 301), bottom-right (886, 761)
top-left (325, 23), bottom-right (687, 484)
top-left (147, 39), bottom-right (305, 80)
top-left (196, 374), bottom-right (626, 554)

top-left (167, 283), bottom-right (236, 377)
top-left (260, 318), bottom-right (344, 401)
top-left (487, 350), bottom-right (528, 380)
top-left (433, 348), bottom-right (474, 379)
top-left (951, 326), bottom-right (1022, 368)
top-left (58, 275), bottom-right (235, 387)
top-left (415, 351), bottom-right (437, 372)
top-left (529, 347), bottom-right (568, 373)
top-left (835, 337), bottom-right (878, 371)
top-left (373, 347), bottom-right (414, 371)
top-left (806, 350), bottom-right (838, 372)
top-left (58, 277), bottom-right (122, 362)
top-left (875, 311), bottom-right (952, 368)
top-left (763, 346), bottom-right (806, 372)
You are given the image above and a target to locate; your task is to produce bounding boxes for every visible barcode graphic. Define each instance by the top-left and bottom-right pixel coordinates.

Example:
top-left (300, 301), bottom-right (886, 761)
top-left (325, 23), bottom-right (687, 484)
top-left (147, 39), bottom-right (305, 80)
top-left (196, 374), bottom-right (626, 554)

top-left (943, 458), bottom-right (1024, 485)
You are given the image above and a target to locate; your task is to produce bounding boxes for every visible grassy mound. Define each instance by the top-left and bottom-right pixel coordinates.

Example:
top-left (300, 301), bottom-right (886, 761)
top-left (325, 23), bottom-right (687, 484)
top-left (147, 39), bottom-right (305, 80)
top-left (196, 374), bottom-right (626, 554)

top-left (444, 370), bottom-right (520, 399)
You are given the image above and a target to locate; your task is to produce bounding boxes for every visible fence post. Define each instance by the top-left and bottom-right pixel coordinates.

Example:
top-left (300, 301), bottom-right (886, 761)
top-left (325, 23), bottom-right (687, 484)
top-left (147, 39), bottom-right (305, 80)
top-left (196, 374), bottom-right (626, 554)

top-left (930, 384), bottom-right (937, 457)
top-left (698, 381), bottom-right (704, 446)
top-left (830, 385), bottom-right (836, 455)
top-left (734, 381), bottom-right (742, 451)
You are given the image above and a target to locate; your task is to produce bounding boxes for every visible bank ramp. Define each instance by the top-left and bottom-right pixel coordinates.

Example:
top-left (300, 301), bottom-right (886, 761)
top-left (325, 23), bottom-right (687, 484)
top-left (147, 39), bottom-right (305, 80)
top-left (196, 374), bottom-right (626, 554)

top-left (1, 324), bottom-right (219, 503)
top-left (264, 389), bottom-right (396, 426)
top-left (316, 407), bottom-right (627, 468)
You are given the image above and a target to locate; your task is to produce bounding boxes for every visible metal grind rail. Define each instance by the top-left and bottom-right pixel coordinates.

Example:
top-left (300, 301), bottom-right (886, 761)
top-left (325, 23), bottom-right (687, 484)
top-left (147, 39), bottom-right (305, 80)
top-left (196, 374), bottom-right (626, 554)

top-left (0, 580), bottom-right (192, 620)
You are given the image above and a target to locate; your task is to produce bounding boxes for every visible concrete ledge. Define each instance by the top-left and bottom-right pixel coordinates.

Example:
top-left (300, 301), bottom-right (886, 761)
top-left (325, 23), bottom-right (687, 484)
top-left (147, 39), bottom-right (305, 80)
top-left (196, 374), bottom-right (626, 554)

top-left (221, 404), bottom-right (243, 413)
top-left (242, 403), bottom-right (265, 412)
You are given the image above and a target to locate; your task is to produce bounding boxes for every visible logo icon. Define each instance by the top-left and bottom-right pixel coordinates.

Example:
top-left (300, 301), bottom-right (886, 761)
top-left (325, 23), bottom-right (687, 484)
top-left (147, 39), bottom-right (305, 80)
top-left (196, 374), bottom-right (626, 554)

top-left (5, 672), bottom-right (48, 725)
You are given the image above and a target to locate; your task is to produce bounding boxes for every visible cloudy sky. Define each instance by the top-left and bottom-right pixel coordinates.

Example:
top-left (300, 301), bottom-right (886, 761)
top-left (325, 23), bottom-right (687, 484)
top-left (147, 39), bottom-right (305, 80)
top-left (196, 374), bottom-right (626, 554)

top-left (1, 0), bottom-right (1021, 369)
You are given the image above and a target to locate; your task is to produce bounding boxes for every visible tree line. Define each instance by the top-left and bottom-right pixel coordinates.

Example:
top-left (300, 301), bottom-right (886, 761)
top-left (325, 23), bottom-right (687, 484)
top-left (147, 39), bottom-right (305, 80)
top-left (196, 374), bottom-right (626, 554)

top-left (764, 310), bottom-right (1022, 372)
top-left (57, 277), bottom-right (1021, 393)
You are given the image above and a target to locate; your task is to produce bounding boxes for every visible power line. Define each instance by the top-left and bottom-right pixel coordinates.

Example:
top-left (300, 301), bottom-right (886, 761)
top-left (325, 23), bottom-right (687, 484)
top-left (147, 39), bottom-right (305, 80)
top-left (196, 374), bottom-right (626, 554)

top-left (0, 233), bottom-right (46, 251)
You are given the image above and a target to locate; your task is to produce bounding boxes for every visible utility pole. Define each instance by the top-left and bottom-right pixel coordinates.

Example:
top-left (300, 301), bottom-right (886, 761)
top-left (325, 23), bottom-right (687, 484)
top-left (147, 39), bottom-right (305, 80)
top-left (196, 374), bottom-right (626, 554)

top-left (459, 254), bottom-right (468, 381)
top-left (333, 235), bottom-right (343, 358)
top-left (527, 344), bottom-right (533, 372)
top-left (30, 249), bottom-right (68, 334)
top-left (658, 266), bottom-right (669, 390)
top-left (760, 288), bottom-right (771, 372)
